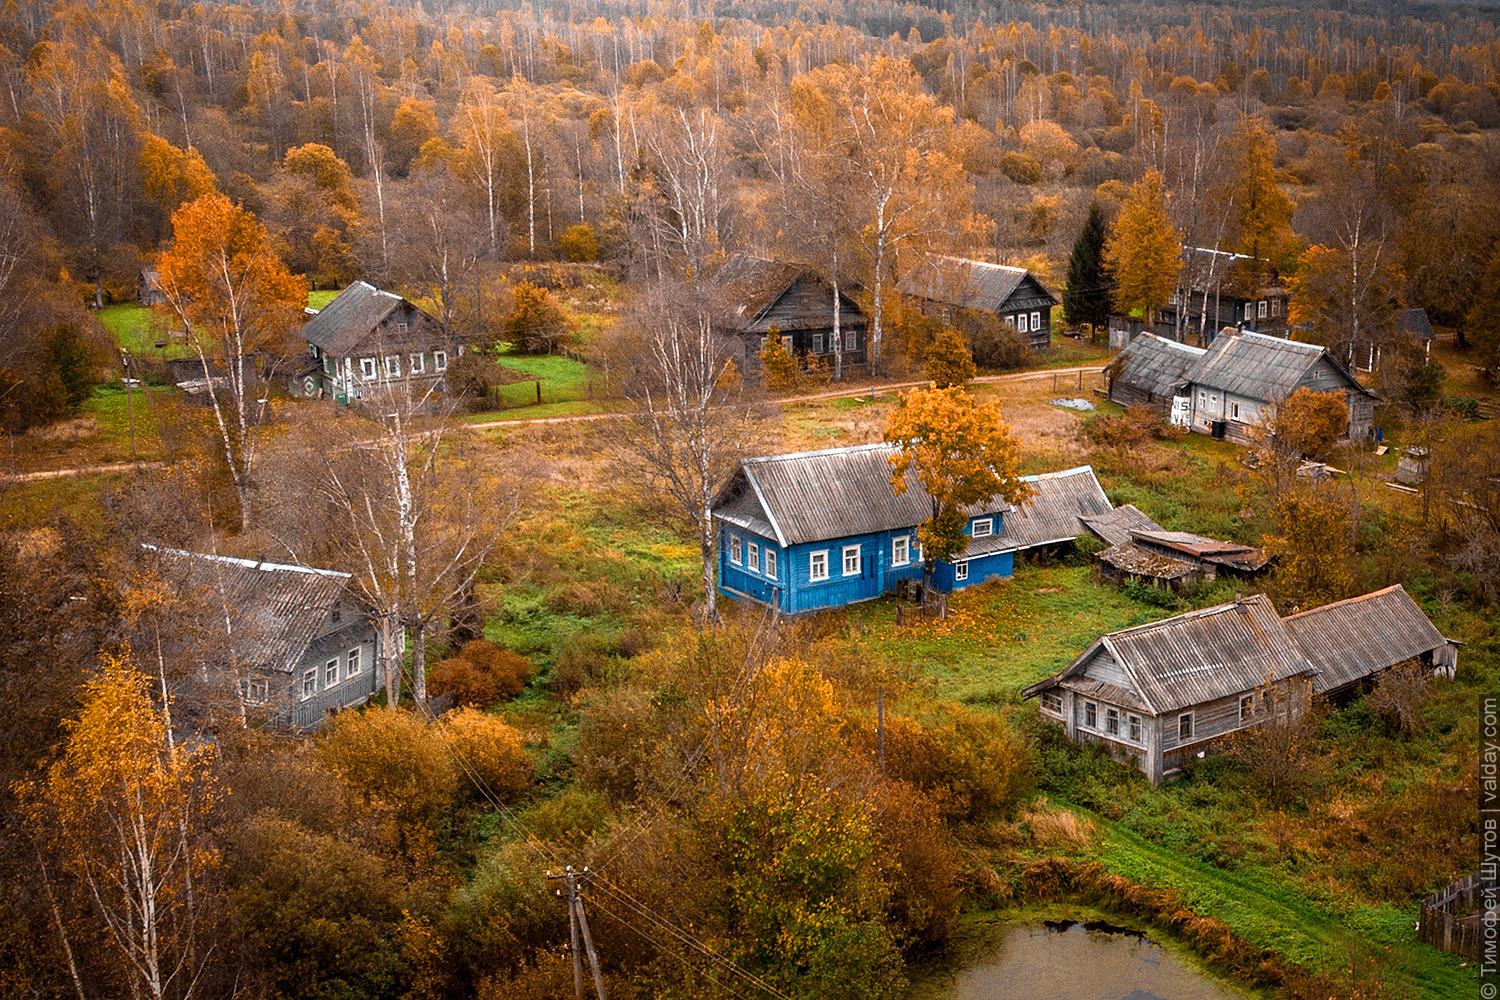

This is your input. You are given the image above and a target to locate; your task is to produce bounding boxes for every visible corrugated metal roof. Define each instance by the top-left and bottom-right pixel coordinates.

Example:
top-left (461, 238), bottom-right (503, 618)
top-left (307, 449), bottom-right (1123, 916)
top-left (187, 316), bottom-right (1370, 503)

top-left (299, 281), bottom-right (406, 356)
top-left (1091, 595), bottom-right (1311, 715)
top-left (1107, 333), bottom-right (1205, 398)
top-left (1131, 530), bottom-right (1255, 557)
top-left (1281, 584), bottom-right (1448, 695)
top-left (143, 545), bottom-right (353, 674)
top-left (1186, 330), bottom-right (1375, 402)
top-left (1081, 504), bottom-right (1164, 546)
top-left (713, 443), bottom-right (1025, 548)
top-left (997, 466), bottom-right (1113, 550)
top-left (1400, 308), bottom-right (1435, 341)
top-left (897, 256), bottom-right (1057, 313)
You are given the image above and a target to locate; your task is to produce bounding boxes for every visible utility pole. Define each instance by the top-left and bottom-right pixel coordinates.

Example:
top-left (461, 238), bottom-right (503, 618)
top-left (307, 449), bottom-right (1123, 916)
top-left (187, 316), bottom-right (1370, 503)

top-left (121, 348), bottom-right (137, 462)
top-left (548, 865), bottom-right (608, 1000)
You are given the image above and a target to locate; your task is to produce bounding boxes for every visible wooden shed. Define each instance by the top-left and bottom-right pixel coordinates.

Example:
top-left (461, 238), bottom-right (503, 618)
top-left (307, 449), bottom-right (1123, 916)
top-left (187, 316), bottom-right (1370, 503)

top-left (1104, 333), bottom-right (1205, 414)
top-left (1280, 584), bottom-right (1458, 698)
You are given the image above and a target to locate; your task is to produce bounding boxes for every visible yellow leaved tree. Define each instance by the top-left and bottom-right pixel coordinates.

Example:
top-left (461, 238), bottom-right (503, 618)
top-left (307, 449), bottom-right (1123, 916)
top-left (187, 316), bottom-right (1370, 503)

top-left (884, 385), bottom-right (1033, 595)
top-left (156, 193), bottom-right (308, 530)
top-left (1103, 168), bottom-right (1182, 328)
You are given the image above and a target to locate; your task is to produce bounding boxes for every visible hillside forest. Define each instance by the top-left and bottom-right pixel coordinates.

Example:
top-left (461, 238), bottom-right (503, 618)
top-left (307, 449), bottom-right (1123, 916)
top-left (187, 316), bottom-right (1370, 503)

top-left (1, 1), bottom-right (1499, 999)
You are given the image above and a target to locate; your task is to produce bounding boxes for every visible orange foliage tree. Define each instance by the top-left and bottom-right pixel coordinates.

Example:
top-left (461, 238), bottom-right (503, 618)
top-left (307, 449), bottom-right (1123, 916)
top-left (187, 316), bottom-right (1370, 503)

top-left (156, 193), bottom-right (308, 530)
top-left (884, 385), bottom-right (1032, 593)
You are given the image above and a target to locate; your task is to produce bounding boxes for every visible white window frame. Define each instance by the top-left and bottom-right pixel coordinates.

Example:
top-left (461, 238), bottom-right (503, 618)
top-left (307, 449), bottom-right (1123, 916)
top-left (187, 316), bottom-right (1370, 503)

top-left (954, 559), bottom-right (969, 581)
top-left (434, 350), bottom-right (448, 371)
top-left (1271, 298), bottom-right (1281, 317)
top-left (842, 544), bottom-right (861, 576)
top-left (242, 677), bottom-right (270, 704)
top-left (1244, 301), bottom-right (1255, 321)
top-left (410, 352), bottom-right (425, 374)
top-left (764, 549), bottom-right (777, 580)
top-left (1030, 310), bottom-right (1041, 330)
top-left (812, 332), bottom-right (824, 354)
top-left (845, 329), bottom-right (858, 351)
top-left (325, 657), bottom-right (339, 687)
top-left (747, 541), bottom-right (760, 572)
top-left (1258, 300), bottom-right (1268, 319)
top-left (384, 355), bottom-right (401, 377)
top-left (347, 646), bottom-right (361, 677)
top-left (1231, 402), bottom-right (1240, 419)
top-left (301, 667), bottom-right (317, 700)
top-left (809, 550), bottom-right (829, 582)
top-left (971, 517), bottom-right (994, 538)
top-left (360, 357), bottom-right (377, 380)
top-left (324, 355), bottom-right (336, 376)
top-left (1106, 707), bottom-right (1119, 736)
top-left (1016, 313), bottom-right (1029, 333)
top-left (1179, 713), bottom-right (1194, 740)
top-left (1084, 701), bottom-right (1097, 729)
top-left (729, 536), bottom-right (742, 566)
top-left (892, 535), bottom-right (911, 567)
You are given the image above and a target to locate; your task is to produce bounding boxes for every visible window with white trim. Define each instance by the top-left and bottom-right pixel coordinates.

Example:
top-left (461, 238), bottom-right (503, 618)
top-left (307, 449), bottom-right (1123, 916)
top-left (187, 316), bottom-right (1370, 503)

top-left (892, 535), bottom-right (910, 567)
top-left (812, 332), bottom-right (824, 354)
top-left (1258, 300), bottom-right (1268, 319)
top-left (842, 544), bottom-right (861, 576)
top-left (954, 559), bottom-right (969, 581)
top-left (1271, 298), bottom-right (1281, 317)
top-left (1179, 713), bottom-right (1193, 740)
top-left (1041, 691), bottom-right (1063, 714)
top-left (747, 542), bottom-right (760, 572)
top-left (325, 658), bottom-right (339, 687)
top-left (410, 352), bottom-right (425, 374)
top-left (1084, 701), bottom-right (1097, 729)
top-left (397, 321), bottom-right (409, 335)
top-left (385, 355), bottom-right (400, 377)
top-left (241, 678), bottom-right (270, 704)
top-left (1030, 310), bottom-right (1041, 330)
top-left (764, 549), bottom-right (777, 580)
top-left (301, 668), bottom-right (317, 700)
top-left (360, 357), bottom-right (377, 380)
top-left (729, 536), bottom-right (743, 565)
top-left (1016, 313), bottom-right (1029, 333)
top-left (1106, 707), bottom-right (1119, 735)
top-left (1244, 301), bottom-right (1254, 321)
top-left (434, 351), bottom-right (448, 371)
top-left (324, 356), bottom-right (336, 375)
top-left (809, 550), bottom-right (829, 582)
top-left (347, 647), bottom-right (361, 676)
top-left (971, 517), bottom-right (994, 538)
top-left (1231, 402), bottom-right (1240, 419)
top-left (845, 330), bottom-right (858, 351)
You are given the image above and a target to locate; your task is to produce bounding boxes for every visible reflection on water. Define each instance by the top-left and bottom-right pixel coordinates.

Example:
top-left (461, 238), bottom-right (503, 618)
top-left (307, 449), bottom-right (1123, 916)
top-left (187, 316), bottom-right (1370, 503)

top-left (950, 921), bottom-right (1242, 1000)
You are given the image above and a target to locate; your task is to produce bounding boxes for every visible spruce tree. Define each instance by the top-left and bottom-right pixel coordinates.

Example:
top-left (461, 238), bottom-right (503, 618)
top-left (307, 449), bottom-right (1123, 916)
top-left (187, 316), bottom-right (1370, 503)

top-left (1063, 201), bottom-right (1113, 331)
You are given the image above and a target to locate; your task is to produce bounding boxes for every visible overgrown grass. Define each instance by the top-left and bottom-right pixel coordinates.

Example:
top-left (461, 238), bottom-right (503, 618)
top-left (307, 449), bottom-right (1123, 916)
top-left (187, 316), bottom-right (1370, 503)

top-left (96, 303), bottom-right (193, 359)
top-left (307, 289), bottom-right (340, 309)
top-left (475, 354), bottom-right (607, 414)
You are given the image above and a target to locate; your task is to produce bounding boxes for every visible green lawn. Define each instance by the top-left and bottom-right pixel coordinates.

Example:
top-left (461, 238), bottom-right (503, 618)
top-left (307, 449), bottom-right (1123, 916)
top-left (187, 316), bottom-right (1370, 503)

top-left (307, 289), bottom-right (340, 309)
top-left (461, 354), bottom-right (609, 418)
top-left (96, 303), bottom-right (194, 359)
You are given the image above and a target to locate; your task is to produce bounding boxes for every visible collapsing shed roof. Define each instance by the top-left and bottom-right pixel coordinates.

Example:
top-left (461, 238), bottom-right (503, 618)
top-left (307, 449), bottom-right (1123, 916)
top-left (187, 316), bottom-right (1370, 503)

top-left (1281, 584), bottom-right (1451, 696)
top-left (1080, 504), bottom-right (1165, 547)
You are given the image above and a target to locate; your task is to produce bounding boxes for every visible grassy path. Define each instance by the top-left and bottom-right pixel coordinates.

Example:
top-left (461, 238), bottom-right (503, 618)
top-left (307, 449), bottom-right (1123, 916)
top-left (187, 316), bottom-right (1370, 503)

top-left (1089, 815), bottom-right (1478, 998)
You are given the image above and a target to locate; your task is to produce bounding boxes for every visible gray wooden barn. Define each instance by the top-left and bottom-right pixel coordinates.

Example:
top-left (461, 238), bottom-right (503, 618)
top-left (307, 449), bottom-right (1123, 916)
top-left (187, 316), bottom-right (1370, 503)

top-left (299, 281), bottom-right (461, 405)
top-left (146, 546), bottom-right (384, 729)
top-left (897, 256), bottom-right (1059, 352)
top-left (1281, 584), bottom-right (1459, 698)
top-left (712, 255), bottom-right (867, 371)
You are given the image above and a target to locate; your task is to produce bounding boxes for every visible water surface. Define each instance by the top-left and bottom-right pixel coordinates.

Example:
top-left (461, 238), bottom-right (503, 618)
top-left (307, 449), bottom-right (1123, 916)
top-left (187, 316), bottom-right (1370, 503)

top-left (949, 921), bottom-right (1244, 1000)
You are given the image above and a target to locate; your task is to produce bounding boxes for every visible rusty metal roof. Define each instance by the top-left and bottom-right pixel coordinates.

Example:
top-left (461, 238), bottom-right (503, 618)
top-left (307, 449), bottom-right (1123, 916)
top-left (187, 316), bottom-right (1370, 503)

top-left (1186, 330), bottom-right (1376, 403)
top-left (1131, 530), bottom-right (1255, 558)
top-left (1081, 504), bottom-right (1164, 546)
top-left (997, 466), bottom-right (1113, 550)
top-left (1281, 584), bottom-right (1449, 695)
top-left (1106, 333), bottom-right (1205, 398)
top-left (143, 545), bottom-right (353, 674)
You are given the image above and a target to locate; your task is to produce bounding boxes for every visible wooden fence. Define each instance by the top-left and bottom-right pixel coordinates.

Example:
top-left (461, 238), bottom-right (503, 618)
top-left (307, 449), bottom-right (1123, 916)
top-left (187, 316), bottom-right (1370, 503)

top-left (1417, 870), bottom-right (1496, 960)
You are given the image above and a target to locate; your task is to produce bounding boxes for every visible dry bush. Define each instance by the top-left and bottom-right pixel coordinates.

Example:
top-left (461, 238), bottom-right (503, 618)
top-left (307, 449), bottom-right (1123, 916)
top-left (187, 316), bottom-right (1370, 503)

top-left (429, 639), bottom-right (532, 707)
top-left (574, 683), bottom-right (663, 801)
top-left (869, 780), bottom-right (960, 948)
top-left (1369, 662), bottom-right (1431, 735)
top-left (440, 708), bottom-right (533, 803)
top-left (1224, 711), bottom-right (1317, 805)
top-left (1018, 795), bottom-right (1098, 850)
top-left (852, 709), bottom-right (1032, 823)
top-left (317, 708), bottom-right (458, 855)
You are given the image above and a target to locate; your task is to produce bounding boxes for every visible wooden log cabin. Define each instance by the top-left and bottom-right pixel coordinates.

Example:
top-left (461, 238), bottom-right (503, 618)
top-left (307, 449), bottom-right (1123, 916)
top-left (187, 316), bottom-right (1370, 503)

top-left (896, 255), bottom-right (1059, 352)
top-left (712, 256), bottom-right (867, 373)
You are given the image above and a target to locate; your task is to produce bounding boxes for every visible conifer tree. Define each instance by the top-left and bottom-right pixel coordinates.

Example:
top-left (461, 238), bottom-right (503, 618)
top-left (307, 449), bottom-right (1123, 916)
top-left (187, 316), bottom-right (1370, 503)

top-left (1104, 170), bottom-right (1183, 328)
top-left (1063, 202), bottom-right (1112, 331)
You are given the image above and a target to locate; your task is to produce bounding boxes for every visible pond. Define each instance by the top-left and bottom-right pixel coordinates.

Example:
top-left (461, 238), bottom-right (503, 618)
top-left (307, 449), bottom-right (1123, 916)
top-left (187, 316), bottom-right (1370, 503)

top-left (947, 920), bottom-right (1246, 1000)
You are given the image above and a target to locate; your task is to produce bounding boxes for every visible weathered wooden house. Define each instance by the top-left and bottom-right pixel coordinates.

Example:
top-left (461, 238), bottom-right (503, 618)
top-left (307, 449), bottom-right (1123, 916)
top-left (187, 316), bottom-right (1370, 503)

top-left (711, 443), bottom-right (1018, 613)
top-left (1023, 594), bottom-right (1316, 784)
top-left (1280, 584), bottom-right (1458, 698)
top-left (1024, 586), bottom-right (1457, 782)
top-left (897, 256), bottom-right (1059, 352)
top-left (1108, 248), bottom-right (1289, 348)
top-left (138, 268), bottom-right (167, 306)
top-left (712, 256), bottom-right (867, 372)
top-left (1108, 329), bottom-right (1378, 444)
top-left (145, 546), bottom-right (384, 728)
top-left (298, 281), bottom-right (461, 404)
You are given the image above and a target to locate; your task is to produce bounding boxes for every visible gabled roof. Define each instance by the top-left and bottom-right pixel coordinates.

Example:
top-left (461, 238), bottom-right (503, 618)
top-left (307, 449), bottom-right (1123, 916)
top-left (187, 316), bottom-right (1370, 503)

top-left (897, 256), bottom-right (1058, 313)
top-left (1281, 584), bottom-right (1449, 695)
top-left (712, 443), bottom-right (1017, 548)
top-left (299, 281), bottom-right (410, 356)
top-left (142, 545), bottom-right (353, 674)
top-left (710, 255), bottom-right (862, 334)
top-left (1399, 308), bottom-right (1435, 341)
top-left (1107, 333), bottom-right (1205, 398)
top-left (1024, 594), bottom-right (1313, 715)
top-left (997, 466), bottom-right (1112, 550)
top-left (1080, 504), bottom-right (1164, 547)
top-left (1185, 330), bottom-right (1376, 403)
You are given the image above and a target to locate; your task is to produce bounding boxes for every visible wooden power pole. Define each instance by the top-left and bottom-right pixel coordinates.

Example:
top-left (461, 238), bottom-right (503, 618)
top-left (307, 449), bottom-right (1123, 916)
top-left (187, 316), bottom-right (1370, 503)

top-left (548, 865), bottom-right (608, 1000)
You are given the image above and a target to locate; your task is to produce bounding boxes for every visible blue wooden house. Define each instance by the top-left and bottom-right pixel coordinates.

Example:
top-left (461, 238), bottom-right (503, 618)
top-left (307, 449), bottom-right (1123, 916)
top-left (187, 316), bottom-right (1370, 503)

top-left (711, 443), bottom-right (1027, 614)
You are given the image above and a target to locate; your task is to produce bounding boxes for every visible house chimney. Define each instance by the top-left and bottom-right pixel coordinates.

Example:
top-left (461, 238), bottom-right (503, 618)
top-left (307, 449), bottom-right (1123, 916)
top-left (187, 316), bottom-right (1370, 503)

top-left (1234, 590), bottom-right (1243, 604)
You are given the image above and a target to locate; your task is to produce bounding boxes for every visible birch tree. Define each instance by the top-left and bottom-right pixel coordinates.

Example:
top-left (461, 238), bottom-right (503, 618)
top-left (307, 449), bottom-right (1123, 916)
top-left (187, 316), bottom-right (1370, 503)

top-left (156, 193), bottom-right (308, 531)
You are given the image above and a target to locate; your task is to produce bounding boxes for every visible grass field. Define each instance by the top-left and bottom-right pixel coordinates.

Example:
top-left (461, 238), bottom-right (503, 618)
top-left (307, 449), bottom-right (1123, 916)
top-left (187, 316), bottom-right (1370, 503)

top-left (307, 289), bottom-right (340, 309)
top-left (97, 290), bottom-right (339, 361)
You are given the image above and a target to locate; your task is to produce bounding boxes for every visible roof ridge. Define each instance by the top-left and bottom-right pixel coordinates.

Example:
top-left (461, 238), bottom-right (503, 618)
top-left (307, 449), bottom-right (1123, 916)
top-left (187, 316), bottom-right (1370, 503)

top-left (1021, 464), bottom-right (1096, 482)
top-left (144, 544), bottom-right (352, 580)
top-left (1110, 593), bottom-right (1270, 638)
top-left (743, 441), bottom-right (894, 464)
top-left (1281, 584), bottom-right (1405, 619)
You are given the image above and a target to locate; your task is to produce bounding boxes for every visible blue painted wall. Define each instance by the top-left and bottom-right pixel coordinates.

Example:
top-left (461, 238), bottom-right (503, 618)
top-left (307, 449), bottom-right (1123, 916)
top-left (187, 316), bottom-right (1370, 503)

top-left (718, 509), bottom-right (1013, 614)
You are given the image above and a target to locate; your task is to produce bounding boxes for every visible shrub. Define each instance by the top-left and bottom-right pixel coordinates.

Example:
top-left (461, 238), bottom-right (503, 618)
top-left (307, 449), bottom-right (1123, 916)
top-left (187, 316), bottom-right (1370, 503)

top-left (1369, 662), bottom-right (1430, 735)
top-left (966, 312), bottom-right (1030, 369)
top-left (869, 781), bottom-right (960, 949)
top-left (317, 708), bottom-right (458, 853)
top-left (1017, 795), bottom-right (1098, 850)
top-left (1000, 150), bottom-right (1043, 185)
top-left (514, 787), bottom-right (612, 844)
top-left (440, 708), bottom-right (532, 802)
top-left (430, 639), bottom-right (532, 707)
top-left (556, 223), bottom-right (599, 262)
top-left (504, 281), bottom-right (576, 353)
top-left (923, 327), bottom-right (976, 387)
top-left (759, 329), bottom-right (798, 390)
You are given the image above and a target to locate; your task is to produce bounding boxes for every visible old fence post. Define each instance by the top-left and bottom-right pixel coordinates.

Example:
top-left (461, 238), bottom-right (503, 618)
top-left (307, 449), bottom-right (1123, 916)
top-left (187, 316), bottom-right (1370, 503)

top-left (536, 380), bottom-right (542, 405)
